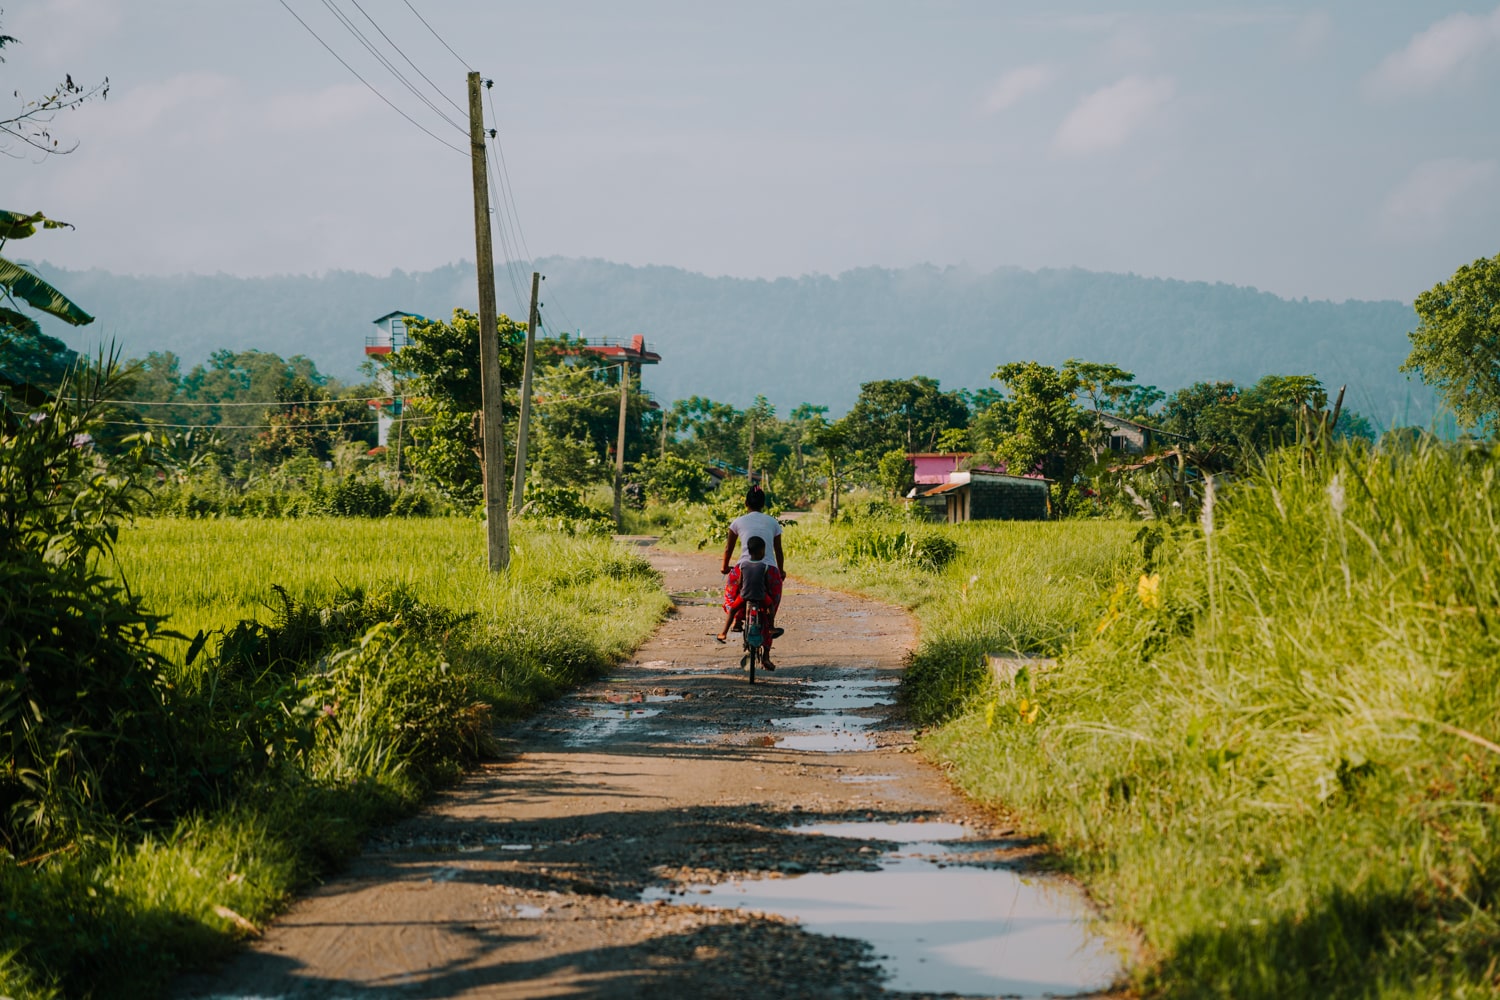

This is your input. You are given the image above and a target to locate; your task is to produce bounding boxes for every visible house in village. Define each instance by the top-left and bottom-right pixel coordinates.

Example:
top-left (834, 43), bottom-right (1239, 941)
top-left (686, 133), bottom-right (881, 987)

top-left (1098, 412), bottom-right (1185, 455)
top-left (905, 453), bottom-right (1050, 523)
top-left (364, 310), bottom-right (424, 448)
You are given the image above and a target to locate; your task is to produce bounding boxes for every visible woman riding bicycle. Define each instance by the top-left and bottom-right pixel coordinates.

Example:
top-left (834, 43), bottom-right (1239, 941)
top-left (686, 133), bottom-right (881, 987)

top-left (718, 486), bottom-right (785, 669)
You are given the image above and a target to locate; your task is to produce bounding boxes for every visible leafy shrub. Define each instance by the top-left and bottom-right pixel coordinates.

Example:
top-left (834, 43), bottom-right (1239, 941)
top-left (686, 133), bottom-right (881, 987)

top-left (633, 454), bottom-right (711, 504)
top-left (517, 485), bottom-right (613, 536)
top-left (184, 584), bottom-right (477, 781)
top-left (0, 362), bottom-right (187, 853)
top-left (840, 527), bottom-right (959, 573)
top-left (300, 624), bottom-right (490, 786)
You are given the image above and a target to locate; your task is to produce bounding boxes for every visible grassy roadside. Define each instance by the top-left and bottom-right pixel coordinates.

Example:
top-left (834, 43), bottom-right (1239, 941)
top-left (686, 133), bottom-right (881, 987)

top-left (1, 518), bottom-right (669, 999)
top-left (784, 446), bottom-right (1500, 998)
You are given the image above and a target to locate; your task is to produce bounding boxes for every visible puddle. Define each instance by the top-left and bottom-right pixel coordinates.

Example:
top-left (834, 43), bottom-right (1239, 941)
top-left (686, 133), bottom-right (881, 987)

top-left (509, 904), bottom-right (547, 919)
top-left (775, 727), bottom-right (876, 752)
top-left (644, 822), bottom-right (1121, 997)
top-left (797, 820), bottom-right (970, 842)
top-left (564, 706), bottom-right (663, 746)
top-left (772, 677), bottom-right (896, 753)
top-left (595, 691), bottom-right (684, 704)
top-left (835, 773), bottom-right (897, 784)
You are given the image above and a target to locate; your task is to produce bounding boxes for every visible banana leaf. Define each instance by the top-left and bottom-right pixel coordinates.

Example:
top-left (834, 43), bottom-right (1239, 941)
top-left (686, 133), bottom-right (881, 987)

top-left (0, 210), bottom-right (73, 242)
top-left (0, 257), bottom-right (93, 326)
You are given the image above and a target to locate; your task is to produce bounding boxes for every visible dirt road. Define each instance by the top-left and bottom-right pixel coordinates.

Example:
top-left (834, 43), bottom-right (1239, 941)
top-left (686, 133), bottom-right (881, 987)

top-left (182, 546), bottom-right (1119, 999)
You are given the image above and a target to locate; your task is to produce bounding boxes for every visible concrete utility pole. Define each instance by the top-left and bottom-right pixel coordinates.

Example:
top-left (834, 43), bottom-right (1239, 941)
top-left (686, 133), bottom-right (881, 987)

top-left (511, 270), bottom-right (541, 513)
top-left (613, 362), bottom-right (629, 526)
top-left (468, 72), bottom-right (509, 571)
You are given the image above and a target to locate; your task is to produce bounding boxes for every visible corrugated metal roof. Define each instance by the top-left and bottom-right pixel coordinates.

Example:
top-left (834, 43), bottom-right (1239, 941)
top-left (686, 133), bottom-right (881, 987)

top-left (922, 481), bottom-right (968, 496)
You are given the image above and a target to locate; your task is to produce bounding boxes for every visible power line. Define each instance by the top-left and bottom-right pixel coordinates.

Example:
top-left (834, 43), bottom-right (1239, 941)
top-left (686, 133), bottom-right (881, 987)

top-left (486, 89), bottom-right (535, 268)
top-left (103, 416), bottom-right (436, 430)
top-left (276, 0), bottom-right (466, 156)
top-left (349, 0), bottom-right (466, 117)
top-left (401, 0), bottom-right (471, 71)
top-left (316, 0), bottom-right (466, 134)
top-left (100, 396), bottom-right (406, 409)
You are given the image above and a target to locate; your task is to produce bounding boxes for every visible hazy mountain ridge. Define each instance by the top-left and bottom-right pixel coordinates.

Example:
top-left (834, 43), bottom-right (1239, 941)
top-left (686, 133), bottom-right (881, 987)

top-left (31, 257), bottom-right (1431, 424)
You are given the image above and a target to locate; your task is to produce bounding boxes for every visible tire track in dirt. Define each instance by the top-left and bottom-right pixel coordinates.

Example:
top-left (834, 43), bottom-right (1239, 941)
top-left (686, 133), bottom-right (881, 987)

top-left (180, 545), bottom-right (1118, 999)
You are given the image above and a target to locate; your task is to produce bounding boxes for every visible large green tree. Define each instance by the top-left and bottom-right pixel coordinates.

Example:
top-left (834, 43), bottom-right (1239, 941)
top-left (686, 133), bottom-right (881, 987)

top-left (989, 361), bottom-right (1093, 483)
top-left (843, 376), bottom-right (969, 456)
top-left (1402, 253), bottom-right (1500, 430)
top-left (389, 309), bottom-right (523, 497)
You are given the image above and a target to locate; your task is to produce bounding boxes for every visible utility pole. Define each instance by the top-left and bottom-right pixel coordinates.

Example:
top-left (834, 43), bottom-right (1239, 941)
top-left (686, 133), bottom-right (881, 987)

top-left (511, 270), bottom-right (541, 512)
top-left (612, 362), bottom-right (629, 526)
top-left (746, 412), bottom-right (756, 483)
top-left (659, 407), bottom-right (668, 459)
top-left (468, 72), bottom-right (509, 571)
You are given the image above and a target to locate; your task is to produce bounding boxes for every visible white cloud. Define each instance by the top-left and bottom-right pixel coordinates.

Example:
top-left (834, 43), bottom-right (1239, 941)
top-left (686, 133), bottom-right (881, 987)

top-left (1378, 158), bottom-right (1498, 239)
top-left (983, 65), bottom-right (1054, 114)
top-left (1052, 76), bottom-right (1175, 156)
top-left (1367, 6), bottom-right (1500, 97)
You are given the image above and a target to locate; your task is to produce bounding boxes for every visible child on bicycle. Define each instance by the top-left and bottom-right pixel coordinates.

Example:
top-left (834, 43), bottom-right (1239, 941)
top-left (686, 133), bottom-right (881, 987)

top-left (717, 534), bottom-right (783, 669)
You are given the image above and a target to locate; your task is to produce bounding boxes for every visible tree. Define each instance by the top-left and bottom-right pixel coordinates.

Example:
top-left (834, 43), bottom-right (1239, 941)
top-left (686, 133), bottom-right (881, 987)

top-left (1062, 359), bottom-right (1137, 414)
top-left (0, 16), bottom-right (109, 158)
top-left (807, 419), bottom-right (853, 519)
top-left (0, 212), bottom-right (92, 397)
top-left (876, 450), bottom-right (915, 498)
top-left (990, 361), bottom-right (1093, 483)
top-left (389, 309), bottom-right (524, 497)
top-left (1402, 253), bottom-right (1500, 431)
top-left (844, 376), bottom-right (969, 456)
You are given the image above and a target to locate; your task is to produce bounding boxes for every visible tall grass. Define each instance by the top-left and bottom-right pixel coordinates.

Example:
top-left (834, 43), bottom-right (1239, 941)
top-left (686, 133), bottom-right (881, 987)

top-left (919, 443), bottom-right (1500, 998)
top-left (785, 517), bottom-right (1138, 718)
top-left (1, 518), bottom-right (669, 999)
top-left (115, 517), bottom-right (665, 714)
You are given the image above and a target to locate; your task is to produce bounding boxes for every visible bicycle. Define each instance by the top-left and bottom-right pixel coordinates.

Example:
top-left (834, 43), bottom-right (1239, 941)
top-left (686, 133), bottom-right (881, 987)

top-left (739, 599), bottom-right (770, 684)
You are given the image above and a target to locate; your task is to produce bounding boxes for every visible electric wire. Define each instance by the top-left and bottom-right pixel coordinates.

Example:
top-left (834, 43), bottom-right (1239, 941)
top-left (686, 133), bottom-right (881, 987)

top-left (275, 0), bottom-right (466, 155)
top-left (348, 0), bottom-right (466, 117)
top-left (102, 416), bottom-right (436, 430)
top-left (401, 0), bottom-right (472, 71)
top-left (96, 396), bottom-right (407, 408)
top-left (486, 89), bottom-right (535, 269)
top-left (316, 0), bottom-right (466, 134)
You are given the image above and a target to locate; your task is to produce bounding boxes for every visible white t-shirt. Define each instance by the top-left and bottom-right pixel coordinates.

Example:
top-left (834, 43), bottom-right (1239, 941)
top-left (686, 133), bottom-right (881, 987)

top-left (730, 511), bottom-right (782, 569)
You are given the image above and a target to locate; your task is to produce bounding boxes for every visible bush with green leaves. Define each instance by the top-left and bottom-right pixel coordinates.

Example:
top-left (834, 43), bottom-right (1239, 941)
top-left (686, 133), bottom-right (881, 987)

top-left (0, 362), bottom-right (187, 854)
top-left (517, 484), bottom-right (614, 536)
top-left (145, 463), bottom-right (450, 519)
top-left (632, 453), bottom-right (711, 504)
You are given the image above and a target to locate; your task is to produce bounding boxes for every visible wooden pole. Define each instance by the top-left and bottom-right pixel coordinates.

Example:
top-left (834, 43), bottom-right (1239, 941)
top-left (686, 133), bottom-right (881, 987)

top-left (746, 412), bottom-right (756, 482)
top-left (613, 362), bottom-right (628, 526)
top-left (511, 270), bottom-right (541, 512)
top-left (468, 72), bottom-right (509, 571)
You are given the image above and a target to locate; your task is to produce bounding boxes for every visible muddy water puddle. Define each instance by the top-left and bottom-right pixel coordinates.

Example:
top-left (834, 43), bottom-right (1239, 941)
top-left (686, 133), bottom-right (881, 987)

top-left (564, 705), bottom-right (664, 746)
top-left (773, 677), bottom-right (897, 753)
top-left (645, 820), bottom-right (1121, 998)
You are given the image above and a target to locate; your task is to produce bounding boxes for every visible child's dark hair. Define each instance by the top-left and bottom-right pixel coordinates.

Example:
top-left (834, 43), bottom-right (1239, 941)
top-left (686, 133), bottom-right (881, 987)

top-left (747, 535), bottom-right (766, 558)
top-left (746, 486), bottom-right (765, 510)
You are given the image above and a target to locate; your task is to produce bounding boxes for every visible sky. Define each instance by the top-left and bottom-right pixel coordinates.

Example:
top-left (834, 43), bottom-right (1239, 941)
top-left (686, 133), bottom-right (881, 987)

top-left (6, 1), bottom-right (1500, 306)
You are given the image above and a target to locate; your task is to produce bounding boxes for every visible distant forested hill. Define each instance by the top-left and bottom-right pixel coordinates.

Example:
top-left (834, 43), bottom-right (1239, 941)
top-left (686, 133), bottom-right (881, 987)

top-left (30, 257), bottom-right (1432, 424)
